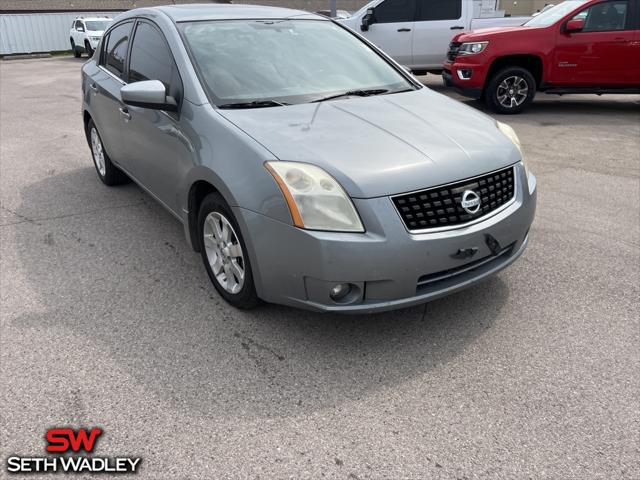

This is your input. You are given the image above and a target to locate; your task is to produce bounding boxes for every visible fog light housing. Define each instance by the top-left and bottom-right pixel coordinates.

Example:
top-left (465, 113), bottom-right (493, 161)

top-left (457, 69), bottom-right (473, 80)
top-left (330, 283), bottom-right (352, 301)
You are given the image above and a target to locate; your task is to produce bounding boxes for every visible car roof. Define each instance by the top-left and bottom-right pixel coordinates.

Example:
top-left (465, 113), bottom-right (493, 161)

top-left (153, 4), bottom-right (321, 22)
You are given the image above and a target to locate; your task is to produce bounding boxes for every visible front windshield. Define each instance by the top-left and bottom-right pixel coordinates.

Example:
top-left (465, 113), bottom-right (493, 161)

top-left (524, 0), bottom-right (588, 27)
top-left (85, 20), bottom-right (112, 31)
top-left (180, 19), bottom-right (414, 106)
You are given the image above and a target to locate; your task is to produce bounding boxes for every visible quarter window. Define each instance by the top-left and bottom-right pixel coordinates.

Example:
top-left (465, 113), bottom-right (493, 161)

top-left (128, 21), bottom-right (182, 102)
top-left (416, 0), bottom-right (462, 21)
top-left (374, 0), bottom-right (416, 23)
top-left (572, 1), bottom-right (630, 31)
top-left (103, 22), bottom-right (132, 79)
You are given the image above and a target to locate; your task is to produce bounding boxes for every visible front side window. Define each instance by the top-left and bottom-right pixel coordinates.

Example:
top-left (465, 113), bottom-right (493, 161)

top-left (103, 22), bottom-right (132, 79)
top-left (129, 22), bottom-right (182, 102)
top-left (180, 19), bottom-right (414, 106)
top-left (374, 0), bottom-right (415, 23)
top-left (574, 1), bottom-right (630, 31)
top-left (75, 21), bottom-right (85, 30)
top-left (416, 0), bottom-right (462, 21)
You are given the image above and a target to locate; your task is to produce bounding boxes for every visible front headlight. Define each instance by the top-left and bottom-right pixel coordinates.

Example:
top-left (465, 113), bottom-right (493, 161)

top-left (497, 121), bottom-right (528, 177)
top-left (458, 41), bottom-right (488, 55)
top-left (265, 161), bottom-right (364, 233)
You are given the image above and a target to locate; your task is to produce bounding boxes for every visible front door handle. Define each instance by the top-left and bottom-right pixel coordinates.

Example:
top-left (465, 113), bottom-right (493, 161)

top-left (450, 25), bottom-right (465, 30)
top-left (89, 82), bottom-right (98, 92)
top-left (119, 107), bottom-right (131, 121)
top-left (397, 28), bottom-right (411, 32)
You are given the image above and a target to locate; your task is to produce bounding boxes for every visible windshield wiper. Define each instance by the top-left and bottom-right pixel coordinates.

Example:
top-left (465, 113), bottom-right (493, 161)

top-left (217, 100), bottom-right (289, 109)
top-left (311, 89), bottom-right (390, 103)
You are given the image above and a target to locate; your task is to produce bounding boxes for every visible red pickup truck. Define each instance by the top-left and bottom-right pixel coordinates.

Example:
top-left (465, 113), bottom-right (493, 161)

top-left (443, 0), bottom-right (640, 113)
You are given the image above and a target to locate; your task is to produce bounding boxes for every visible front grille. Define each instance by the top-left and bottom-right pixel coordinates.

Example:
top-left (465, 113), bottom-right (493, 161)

top-left (447, 41), bottom-right (461, 61)
top-left (392, 166), bottom-right (516, 232)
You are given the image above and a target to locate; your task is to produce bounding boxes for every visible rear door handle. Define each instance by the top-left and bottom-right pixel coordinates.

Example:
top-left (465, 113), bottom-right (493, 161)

top-left (119, 107), bottom-right (131, 121)
top-left (397, 28), bottom-right (412, 32)
top-left (450, 25), bottom-right (465, 30)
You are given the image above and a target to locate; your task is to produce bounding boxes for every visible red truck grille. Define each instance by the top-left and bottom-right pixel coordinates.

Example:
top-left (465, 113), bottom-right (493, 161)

top-left (447, 42), bottom-right (461, 62)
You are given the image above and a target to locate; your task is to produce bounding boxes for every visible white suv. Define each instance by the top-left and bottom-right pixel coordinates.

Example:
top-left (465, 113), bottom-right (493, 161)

top-left (69, 17), bottom-right (113, 58)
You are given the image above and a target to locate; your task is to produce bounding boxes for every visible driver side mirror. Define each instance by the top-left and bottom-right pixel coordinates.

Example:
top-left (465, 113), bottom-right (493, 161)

top-left (361, 8), bottom-right (375, 31)
top-left (120, 80), bottom-right (178, 112)
top-left (565, 18), bottom-right (585, 33)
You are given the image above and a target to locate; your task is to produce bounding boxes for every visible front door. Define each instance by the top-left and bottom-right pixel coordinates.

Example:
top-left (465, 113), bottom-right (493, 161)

top-left (119, 20), bottom-right (189, 213)
top-left (552, 0), bottom-right (635, 86)
top-left (362, 0), bottom-right (416, 66)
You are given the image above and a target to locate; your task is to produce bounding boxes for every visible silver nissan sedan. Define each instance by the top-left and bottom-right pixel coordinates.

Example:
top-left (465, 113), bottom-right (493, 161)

top-left (81, 4), bottom-right (536, 313)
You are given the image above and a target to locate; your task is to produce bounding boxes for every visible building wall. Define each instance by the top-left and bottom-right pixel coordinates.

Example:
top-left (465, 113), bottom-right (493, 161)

top-left (0, 12), bottom-right (121, 54)
top-left (498, 0), bottom-right (553, 16)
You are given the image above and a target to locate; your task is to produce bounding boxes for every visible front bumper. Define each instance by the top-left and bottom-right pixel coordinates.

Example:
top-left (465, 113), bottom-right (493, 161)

top-left (235, 164), bottom-right (536, 313)
top-left (443, 59), bottom-right (487, 99)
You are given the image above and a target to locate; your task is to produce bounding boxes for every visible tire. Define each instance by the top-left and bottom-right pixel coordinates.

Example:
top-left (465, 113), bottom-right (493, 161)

top-left (85, 40), bottom-right (94, 57)
top-left (198, 192), bottom-right (259, 309)
top-left (87, 119), bottom-right (129, 186)
top-left (71, 39), bottom-right (81, 58)
top-left (484, 66), bottom-right (536, 114)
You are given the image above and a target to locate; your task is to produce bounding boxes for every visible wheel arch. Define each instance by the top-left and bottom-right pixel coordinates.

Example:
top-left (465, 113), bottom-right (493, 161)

top-left (83, 110), bottom-right (92, 144)
top-left (187, 179), bottom-right (220, 253)
top-left (485, 54), bottom-right (544, 93)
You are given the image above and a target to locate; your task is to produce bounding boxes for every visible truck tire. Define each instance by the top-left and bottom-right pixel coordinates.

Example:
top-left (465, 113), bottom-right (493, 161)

top-left (485, 66), bottom-right (536, 114)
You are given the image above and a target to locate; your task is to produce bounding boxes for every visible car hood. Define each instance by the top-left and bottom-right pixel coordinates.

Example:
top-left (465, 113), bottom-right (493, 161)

top-left (458, 25), bottom-right (536, 41)
top-left (218, 89), bottom-right (521, 198)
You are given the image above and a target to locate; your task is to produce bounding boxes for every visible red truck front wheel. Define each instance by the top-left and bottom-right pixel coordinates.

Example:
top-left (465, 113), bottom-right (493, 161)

top-left (485, 67), bottom-right (536, 114)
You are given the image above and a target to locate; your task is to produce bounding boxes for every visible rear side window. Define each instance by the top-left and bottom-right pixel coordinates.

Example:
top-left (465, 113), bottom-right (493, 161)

top-left (574, 0), bottom-right (630, 31)
top-left (416, 0), bottom-right (462, 21)
top-left (128, 21), bottom-right (182, 102)
top-left (374, 0), bottom-right (416, 23)
top-left (103, 21), bottom-right (132, 79)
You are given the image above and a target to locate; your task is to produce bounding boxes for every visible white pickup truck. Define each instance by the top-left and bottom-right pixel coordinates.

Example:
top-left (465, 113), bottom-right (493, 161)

top-left (339, 0), bottom-right (530, 74)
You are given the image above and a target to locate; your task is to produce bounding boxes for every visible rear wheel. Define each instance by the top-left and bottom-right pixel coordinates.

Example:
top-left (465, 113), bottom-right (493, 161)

top-left (485, 66), bottom-right (536, 114)
top-left (198, 192), bottom-right (259, 309)
top-left (71, 39), bottom-right (81, 58)
top-left (87, 119), bottom-right (129, 186)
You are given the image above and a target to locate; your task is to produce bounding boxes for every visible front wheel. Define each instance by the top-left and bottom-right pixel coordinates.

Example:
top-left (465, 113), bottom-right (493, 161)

top-left (198, 193), bottom-right (259, 309)
top-left (485, 67), bottom-right (536, 114)
top-left (85, 41), bottom-right (94, 57)
top-left (71, 39), bottom-right (81, 58)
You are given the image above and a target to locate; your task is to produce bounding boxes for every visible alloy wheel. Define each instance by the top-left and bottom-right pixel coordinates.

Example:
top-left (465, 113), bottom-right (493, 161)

top-left (90, 127), bottom-right (106, 176)
top-left (497, 75), bottom-right (529, 109)
top-left (202, 212), bottom-right (245, 294)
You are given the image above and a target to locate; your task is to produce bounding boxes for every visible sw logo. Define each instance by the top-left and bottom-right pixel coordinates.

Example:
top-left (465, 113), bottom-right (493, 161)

top-left (6, 427), bottom-right (141, 474)
top-left (46, 427), bottom-right (103, 453)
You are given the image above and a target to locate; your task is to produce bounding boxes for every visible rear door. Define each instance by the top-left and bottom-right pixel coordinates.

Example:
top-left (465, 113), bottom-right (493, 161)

top-left (362, 0), bottom-right (415, 66)
top-left (552, 0), bottom-right (635, 86)
top-left (412, 0), bottom-right (464, 68)
top-left (120, 20), bottom-right (187, 213)
top-left (90, 21), bottom-right (133, 166)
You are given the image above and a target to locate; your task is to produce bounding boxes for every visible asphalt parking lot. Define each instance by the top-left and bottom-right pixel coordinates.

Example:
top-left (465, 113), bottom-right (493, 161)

top-left (1, 56), bottom-right (638, 479)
